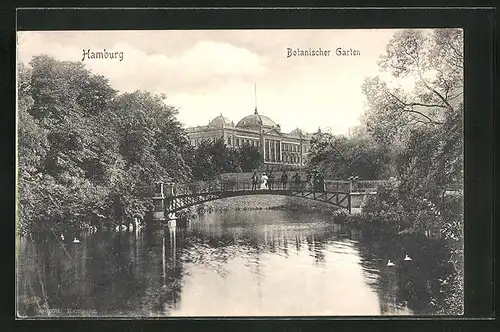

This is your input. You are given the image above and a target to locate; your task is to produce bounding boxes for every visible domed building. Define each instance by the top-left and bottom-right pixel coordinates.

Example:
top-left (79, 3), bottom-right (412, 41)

top-left (186, 108), bottom-right (312, 168)
top-left (236, 111), bottom-right (278, 130)
top-left (208, 114), bottom-right (235, 129)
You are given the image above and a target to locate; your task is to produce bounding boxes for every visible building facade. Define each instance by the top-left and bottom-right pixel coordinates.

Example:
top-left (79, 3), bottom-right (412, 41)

top-left (186, 109), bottom-right (312, 168)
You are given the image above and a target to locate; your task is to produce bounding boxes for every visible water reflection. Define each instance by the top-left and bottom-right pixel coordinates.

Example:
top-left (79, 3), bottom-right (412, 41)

top-left (17, 210), bottom-right (452, 317)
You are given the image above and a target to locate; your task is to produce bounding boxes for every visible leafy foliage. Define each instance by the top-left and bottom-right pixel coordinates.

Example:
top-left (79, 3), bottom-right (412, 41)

top-left (308, 29), bottom-right (464, 313)
top-left (17, 56), bottom-right (193, 233)
top-left (189, 138), bottom-right (262, 181)
top-left (307, 130), bottom-right (392, 179)
top-left (357, 28), bottom-right (464, 313)
top-left (238, 142), bottom-right (262, 172)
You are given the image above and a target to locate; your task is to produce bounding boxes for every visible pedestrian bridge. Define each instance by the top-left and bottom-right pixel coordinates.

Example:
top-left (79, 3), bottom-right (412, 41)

top-left (151, 180), bottom-right (384, 220)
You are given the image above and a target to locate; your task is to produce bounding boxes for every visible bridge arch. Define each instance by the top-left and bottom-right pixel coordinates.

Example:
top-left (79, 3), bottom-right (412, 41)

top-left (152, 181), bottom-right (354, 220)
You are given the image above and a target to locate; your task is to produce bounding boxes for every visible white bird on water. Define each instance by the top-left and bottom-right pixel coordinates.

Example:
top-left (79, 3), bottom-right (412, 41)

top-left (404, 254), bottom-right (412, 261)
top-left (73, 238), bottom-right (80, 243)
top-left (387, 260), bottom-right (395, 267)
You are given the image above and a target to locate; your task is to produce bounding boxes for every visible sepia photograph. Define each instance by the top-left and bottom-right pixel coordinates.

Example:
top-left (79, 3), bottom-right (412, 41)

top-left (16, 28), bottom-right (464, 317)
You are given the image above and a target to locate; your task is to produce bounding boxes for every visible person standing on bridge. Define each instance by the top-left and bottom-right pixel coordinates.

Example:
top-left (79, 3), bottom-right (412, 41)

top-left (306, 171), bottom-right (312, 191)
top-left (260, 172), bottom-right (268, 190)
top-left (316, 172), bottom-right (325, 192)
top-left (268, 170), bottom-right (275, 190)
top-left (251, 171), bottom-right (259, 190)
top-left (292, 172), bottom-right (301, 190)
top-left (281, 171), bottom-right (289, 190)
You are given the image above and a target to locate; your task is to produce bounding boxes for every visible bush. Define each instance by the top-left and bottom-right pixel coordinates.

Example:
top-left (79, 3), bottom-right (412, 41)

top-left (330, 209), bottom-right (349, 224)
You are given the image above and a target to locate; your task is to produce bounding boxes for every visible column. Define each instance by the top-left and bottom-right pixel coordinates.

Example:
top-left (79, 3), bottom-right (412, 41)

top-left (300, 139), bottom-right (303, 166)
top-left (270, 140), bottom-right (273, 162)
top-left (263, 138), bottom-right (266, 161)
top-left (268, 139), bottom-right (272, 162)
top-left (272, 140), bottom-right (275, 162)
top-left (274, 141), bottom-right (278, 162)
top-left (280, 141), bottom-right (283, 163)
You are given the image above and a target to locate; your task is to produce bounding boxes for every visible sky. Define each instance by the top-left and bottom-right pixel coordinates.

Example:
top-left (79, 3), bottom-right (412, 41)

top-left (17, 29), bottom-right (402, 134)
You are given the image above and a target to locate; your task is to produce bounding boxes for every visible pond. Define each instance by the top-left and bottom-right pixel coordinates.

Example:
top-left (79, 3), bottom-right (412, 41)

top-left (16, 209), bottom-right (455, 317)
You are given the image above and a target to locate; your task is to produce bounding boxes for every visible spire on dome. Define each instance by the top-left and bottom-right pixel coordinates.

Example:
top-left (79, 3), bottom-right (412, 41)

top-left (254, 82), bottom-right (258, 114)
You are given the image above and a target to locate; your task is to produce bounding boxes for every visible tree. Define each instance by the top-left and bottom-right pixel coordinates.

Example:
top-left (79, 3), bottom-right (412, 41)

top-left (307, 131), bottom-right (391, 179)
top-left (361, 28), bottom-right (463, 191)
top-left (238, 142), bottom-right (262, 172)
top-left (108, 90), bottom-right (193, 218)
top-left (359, 29), bottom-right (464, 313)
top-left (362, 29), bottom-right (463, 144)
top-left (189, 138), bottom-right (243, 181)
top-left (17, 56), bottom-right (194, 232)
top-left (18, 63), bottom-right (48, 179)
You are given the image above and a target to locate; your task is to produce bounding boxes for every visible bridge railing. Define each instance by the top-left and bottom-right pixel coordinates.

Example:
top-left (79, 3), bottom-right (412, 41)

top-left (324, 180), bottom-right (351, 193)
top-left (324, 179), bottom-right (389, 193)
top-left (162, 179), bottom-right (461, 197)
top-left (171, 180), bottom-right (330, 195)
top-left (162, 179), bottom-right (395, 196)
top-left (174, 181), bottom-right (220, 196)
top-left (356, 180), bottom-right (389, 192)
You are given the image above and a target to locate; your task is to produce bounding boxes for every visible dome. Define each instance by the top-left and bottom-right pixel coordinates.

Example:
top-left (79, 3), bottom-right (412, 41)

top-left (236, 109), bottom-right (278, 130)
top-left (208, 114), bottom-right (234, 129)
top-left (289, 128), bottom-right (306, 137)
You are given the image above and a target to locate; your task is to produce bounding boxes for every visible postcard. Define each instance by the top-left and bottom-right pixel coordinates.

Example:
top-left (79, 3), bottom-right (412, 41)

top-left (16, 28), bottom-right (464, 317)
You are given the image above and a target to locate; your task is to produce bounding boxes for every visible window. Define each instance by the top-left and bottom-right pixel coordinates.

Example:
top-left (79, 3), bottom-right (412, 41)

top-left (228, 137), bottom-right (232, 145)
top-left (236, 138), bottom-right (240, 146)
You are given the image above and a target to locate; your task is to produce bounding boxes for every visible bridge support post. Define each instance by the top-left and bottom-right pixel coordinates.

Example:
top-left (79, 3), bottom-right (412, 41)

top-left (348, 194), bottom-right (352, 214)
top-left (164, 183), bottom-right (175, 217)
top-left (152, 182), bottom-right (165, 221)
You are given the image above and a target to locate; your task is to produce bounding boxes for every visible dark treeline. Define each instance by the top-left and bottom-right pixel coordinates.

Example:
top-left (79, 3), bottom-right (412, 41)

top-left (18, 55), bottom-right (266, 235)
top-left (18, 56), bottom-right (191, 234)
top-left (189, 138), bottom-right (262, 181)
